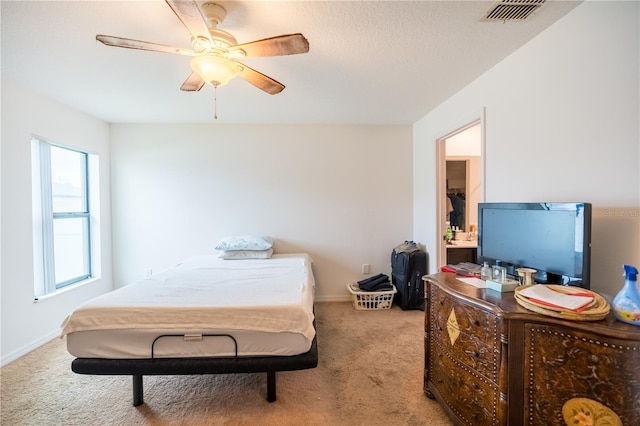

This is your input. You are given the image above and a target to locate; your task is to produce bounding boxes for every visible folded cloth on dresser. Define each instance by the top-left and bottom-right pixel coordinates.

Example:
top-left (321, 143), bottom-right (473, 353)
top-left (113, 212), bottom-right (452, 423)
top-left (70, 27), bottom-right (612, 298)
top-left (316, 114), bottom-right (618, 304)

top-left (518, 284), bottom-right (594, 311)
top-left (357, 273), bottom-right (393, 291)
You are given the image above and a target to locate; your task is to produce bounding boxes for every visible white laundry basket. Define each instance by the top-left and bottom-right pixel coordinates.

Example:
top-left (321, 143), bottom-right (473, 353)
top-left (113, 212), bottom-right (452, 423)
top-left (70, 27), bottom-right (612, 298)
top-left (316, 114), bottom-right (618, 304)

top-left (347, 282), bottom-right (397, 310)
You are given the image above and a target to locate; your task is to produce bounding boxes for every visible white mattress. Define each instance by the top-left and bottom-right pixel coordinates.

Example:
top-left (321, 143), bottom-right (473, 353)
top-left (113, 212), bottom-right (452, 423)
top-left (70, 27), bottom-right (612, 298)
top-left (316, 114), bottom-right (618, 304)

top-left (62, 254), bottom-right (315, 359)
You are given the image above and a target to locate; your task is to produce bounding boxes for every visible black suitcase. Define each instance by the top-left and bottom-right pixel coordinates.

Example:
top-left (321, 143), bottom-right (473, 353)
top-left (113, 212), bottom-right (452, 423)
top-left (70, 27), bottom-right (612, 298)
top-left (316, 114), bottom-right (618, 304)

top-left (391, 246), bottom-right (428, 310)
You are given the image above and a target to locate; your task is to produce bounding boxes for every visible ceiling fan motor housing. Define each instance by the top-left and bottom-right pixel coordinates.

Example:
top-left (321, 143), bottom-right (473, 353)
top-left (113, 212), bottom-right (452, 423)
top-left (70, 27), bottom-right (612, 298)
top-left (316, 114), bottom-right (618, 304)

top-left (191, 3), bottom-right (239, 55)
top-left (209, 29), bottom-right (238, 51)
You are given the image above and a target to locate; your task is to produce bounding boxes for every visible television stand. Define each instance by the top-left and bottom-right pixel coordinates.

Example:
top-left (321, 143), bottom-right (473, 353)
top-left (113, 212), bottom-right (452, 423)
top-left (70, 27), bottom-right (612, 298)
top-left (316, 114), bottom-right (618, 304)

top-left (423, 272), bottom-right (640, 425)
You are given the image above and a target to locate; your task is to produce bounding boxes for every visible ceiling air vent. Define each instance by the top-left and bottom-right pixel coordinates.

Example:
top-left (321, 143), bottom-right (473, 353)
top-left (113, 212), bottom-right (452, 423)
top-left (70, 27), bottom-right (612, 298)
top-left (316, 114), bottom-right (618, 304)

top-left (482, 0), bottom-right (546, 22)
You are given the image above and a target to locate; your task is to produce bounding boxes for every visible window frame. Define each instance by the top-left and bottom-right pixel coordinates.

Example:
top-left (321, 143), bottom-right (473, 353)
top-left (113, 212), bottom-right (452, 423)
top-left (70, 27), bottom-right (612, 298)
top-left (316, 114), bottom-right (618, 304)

top-left (32, 138), bottom-right (95, 297)
top-left (51, 145), bottom-right (92, 287)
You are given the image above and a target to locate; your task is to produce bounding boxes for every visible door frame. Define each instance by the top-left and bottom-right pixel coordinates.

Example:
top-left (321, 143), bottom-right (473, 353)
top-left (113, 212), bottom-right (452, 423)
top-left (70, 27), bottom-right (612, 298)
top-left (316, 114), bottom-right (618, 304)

top-left (435, 111), bottom-right (486, 268)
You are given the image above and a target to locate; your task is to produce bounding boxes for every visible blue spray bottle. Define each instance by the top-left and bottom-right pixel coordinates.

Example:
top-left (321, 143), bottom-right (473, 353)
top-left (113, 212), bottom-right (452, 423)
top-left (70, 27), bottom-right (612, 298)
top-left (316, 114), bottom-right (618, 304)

top-left (612, 264), bottom-right (640, 326)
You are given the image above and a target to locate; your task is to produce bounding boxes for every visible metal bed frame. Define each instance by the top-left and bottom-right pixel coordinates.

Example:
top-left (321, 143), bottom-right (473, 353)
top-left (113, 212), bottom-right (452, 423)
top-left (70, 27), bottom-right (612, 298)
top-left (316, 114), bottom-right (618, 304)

top-left (71, 330), bottom-right (318, 406)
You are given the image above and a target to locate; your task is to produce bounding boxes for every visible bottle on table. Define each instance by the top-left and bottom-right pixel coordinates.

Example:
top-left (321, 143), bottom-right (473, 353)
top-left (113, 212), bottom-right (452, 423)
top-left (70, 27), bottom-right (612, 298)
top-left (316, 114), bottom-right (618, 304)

top-left (481, 261), bottom-right (492, 280)
top-left (492, 260), bottom-right (507, 282)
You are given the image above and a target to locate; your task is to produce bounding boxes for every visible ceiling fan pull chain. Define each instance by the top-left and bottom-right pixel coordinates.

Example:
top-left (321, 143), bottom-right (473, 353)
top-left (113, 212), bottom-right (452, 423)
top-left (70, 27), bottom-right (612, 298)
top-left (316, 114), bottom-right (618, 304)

top-left (213, 84), bottom-right (218, 120)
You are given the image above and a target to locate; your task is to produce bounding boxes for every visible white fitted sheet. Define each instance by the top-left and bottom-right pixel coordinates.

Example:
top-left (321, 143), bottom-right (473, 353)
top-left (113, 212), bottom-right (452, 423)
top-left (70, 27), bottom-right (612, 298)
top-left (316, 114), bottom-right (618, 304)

top-left (66, 328), bottom-right (311, 358)
top-left (62, 254), bottom-right (315, 359)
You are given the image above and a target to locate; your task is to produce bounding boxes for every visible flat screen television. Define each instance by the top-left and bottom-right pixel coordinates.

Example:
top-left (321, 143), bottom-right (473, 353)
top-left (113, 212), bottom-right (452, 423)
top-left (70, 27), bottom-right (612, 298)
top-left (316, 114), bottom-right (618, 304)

top-left (477, 202), bottom-right (592, 289)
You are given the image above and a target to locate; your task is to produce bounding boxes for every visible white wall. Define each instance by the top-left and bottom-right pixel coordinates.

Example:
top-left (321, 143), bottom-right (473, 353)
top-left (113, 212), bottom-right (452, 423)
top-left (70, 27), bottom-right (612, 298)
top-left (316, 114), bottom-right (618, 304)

top-left (1, 77), bottom-right (113, 365)
top-left (110, 124), bottom-right (413, 300)
top-left (414, 1), bottom-right (640, 299)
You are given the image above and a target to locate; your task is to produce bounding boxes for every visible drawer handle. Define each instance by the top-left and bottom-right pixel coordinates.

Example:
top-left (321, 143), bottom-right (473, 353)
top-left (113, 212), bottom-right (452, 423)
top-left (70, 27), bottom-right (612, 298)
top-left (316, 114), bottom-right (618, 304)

top-left (438, 300), bottom-right (444, 306)
top-left (471, 382), bottom-right (480, 390)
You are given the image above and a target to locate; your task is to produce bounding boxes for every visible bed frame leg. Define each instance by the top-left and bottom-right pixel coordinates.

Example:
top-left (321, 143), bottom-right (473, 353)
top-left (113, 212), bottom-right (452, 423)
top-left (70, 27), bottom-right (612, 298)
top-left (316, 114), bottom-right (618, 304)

top-left (132, 375), bottom-right (144, 406)
top-left (267, 371), bottom-right (276, 402)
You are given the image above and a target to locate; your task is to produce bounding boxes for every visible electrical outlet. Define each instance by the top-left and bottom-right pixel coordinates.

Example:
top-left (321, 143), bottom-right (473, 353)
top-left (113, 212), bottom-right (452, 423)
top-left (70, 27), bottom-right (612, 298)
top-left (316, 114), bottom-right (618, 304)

top-left (362, 264), bottom-right (370, 274)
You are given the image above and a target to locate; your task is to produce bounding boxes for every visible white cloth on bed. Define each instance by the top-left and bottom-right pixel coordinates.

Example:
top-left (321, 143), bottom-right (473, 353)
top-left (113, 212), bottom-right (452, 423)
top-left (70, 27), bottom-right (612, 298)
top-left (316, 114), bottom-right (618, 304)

top-left (61, 254), bottom-right (315, 341)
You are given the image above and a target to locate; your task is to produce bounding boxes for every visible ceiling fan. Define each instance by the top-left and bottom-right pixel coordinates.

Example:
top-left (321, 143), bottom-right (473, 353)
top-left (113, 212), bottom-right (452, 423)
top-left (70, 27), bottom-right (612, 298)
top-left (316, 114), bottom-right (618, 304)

top-left (96, 1), bottom-right (309, 116)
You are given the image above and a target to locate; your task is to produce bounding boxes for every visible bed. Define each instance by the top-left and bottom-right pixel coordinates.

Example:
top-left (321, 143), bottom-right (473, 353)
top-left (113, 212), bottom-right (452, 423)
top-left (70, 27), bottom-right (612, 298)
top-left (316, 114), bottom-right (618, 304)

top-left (61, 253), bottom-right (318, 406)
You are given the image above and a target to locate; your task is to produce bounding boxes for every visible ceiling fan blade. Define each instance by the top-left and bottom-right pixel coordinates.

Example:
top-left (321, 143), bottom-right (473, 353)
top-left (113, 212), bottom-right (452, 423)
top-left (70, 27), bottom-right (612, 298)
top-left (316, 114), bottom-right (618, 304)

top-left (165, 0), bottom-right (212, 43)
top-left (236, 63), bottom-right (285, 95)
top-left (229, 34), bottom-right (309, 58)
top-left (96, 35), bottom-right (195, 55)
top-left (180, 72), bottom-right (205, 91)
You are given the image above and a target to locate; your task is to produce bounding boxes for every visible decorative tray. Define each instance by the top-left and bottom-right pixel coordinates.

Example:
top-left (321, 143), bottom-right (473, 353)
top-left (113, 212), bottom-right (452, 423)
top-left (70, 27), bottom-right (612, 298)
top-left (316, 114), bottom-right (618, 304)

top-left (514, 284), bottom-right (610, 321)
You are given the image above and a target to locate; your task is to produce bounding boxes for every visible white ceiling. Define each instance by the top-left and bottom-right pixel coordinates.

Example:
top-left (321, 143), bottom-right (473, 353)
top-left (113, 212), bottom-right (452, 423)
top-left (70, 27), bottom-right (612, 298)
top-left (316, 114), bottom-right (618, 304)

top-left (1, 0), bottom-right (580, 124)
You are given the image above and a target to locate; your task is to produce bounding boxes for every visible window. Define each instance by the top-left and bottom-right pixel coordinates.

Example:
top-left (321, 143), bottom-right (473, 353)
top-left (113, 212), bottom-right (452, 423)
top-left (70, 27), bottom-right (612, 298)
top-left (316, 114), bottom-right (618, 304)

top-left (32, 138), bottom-right (98, 297)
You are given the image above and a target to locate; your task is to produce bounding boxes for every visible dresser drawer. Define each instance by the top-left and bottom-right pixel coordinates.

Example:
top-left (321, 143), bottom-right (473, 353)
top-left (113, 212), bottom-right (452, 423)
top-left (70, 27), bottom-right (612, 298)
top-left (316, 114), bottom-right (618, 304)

top-left (431, 285), bottom-right (499, 348)
top-left (430, 320), bottom-right (500, 382)
top-left (430, 343), bottom-right (500, 426)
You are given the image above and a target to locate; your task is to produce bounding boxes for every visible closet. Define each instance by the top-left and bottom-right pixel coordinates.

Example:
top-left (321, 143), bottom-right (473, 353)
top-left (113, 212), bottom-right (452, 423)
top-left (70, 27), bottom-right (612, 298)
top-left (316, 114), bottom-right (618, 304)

top-left (445, 159), bottom-right (479, 265)
top-left (446, 160), bottom-right (467, 230)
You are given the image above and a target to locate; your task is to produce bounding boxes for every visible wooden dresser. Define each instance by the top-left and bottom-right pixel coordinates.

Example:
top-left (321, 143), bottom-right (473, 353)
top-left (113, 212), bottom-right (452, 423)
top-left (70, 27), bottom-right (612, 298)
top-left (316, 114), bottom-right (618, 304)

top-left (423, 272), bottom-right (640, 426)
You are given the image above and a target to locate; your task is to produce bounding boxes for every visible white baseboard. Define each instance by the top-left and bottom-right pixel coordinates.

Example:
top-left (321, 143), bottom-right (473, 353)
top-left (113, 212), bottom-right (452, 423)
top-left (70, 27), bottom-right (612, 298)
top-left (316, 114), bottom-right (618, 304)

top-left (1, 329), bottom-right (60, 367)
top-left (315, 295), bottom-right (351, 303)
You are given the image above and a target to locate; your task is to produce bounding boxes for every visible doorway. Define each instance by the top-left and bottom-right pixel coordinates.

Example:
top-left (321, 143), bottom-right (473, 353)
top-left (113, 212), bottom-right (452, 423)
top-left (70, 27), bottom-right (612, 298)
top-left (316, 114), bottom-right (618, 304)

top-left (436, 120), bottom-right (483, 267)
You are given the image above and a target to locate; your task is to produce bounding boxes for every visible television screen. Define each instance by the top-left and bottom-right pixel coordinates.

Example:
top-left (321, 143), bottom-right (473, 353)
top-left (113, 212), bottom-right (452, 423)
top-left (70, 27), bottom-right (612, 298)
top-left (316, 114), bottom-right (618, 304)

top-left (477, 202), bottom-right (592, 289)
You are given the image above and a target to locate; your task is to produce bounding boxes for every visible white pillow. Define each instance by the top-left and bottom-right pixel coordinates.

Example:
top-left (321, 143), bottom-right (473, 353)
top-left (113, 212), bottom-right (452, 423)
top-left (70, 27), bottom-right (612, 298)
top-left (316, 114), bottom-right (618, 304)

top-left (219, 248), bottom-right (274, 260)
top-left (215, 235), bottom-right (274, 251)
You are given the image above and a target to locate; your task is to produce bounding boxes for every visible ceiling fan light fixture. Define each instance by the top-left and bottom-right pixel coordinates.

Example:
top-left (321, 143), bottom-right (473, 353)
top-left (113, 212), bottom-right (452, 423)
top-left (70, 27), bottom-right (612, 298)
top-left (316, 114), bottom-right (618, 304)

top-left (190, 55), bottom-right (239, 87)
top-left (96, 0), bottom-right (308, 98)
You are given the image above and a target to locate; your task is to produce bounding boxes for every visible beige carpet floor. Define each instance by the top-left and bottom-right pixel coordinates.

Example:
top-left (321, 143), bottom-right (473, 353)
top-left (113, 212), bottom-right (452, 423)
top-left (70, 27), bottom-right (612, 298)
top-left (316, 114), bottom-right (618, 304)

top-left (0, 302), bottom-right (452, 425)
